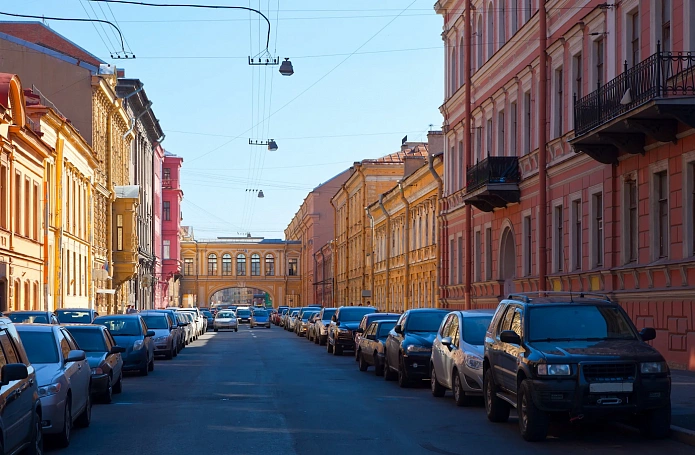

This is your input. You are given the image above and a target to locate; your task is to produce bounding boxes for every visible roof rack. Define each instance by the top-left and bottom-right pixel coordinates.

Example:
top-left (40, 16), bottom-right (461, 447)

top-left (505, 291), bottom-right (611, 303)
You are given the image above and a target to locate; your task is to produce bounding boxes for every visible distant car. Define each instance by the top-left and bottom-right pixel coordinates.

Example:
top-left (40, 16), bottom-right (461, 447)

top-left (430, 310), bottom-right (495, 406)
top-left (354, 312), bottom-right (401, 360)
top-left (214, 310), bottom-right (238, 332)
top-left (285, 309), bottom-right (300, 331)
top-left (274, 306), bottom-right (289, 325)
top-left (383, 308), bottom-right (450, 387)
top-left (55, 308), bottom-right (99, 324)
top-left (296, 311), bottom-right (318, 337)
top-left (93, 315), bottom-right (155, 376)
top-left (139, 311), bottom-right (177, 359)
top-left (356, 319), bottom-right (398, 375)
top-left (174, 308), bottom-right (205, 336)
top-left (6, 310), bottom-right (59, 324)
top-left (306, 312), bottom-right (322, 342)
top-left (151, 309), bottom-right (185, 352)
top-left (16, 324), bottom-right (92, 447)
top-left (236, 308), bottom-right (252, 324)
top-left (326, 306), bottom-right (377, 355)
top-left (0, 317), bottom-right (43, 455)
top-left (314, 308), bottom-right (336, 346)
top-left (250, 309), bottom-right (271, 329)
top-left (201, 310), bottom-right (214, 331)
top-left (177, 312), bottom-right (194, 345)
top-left (64, 324), bottom-right (125, 403)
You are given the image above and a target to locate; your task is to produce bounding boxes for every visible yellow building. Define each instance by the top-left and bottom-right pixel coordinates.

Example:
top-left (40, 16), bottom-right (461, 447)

top-left (331, 143), bottom-right (430, 307)
top-left (0, 73), bottom-right (51, 312)
top-left (367, 153), bottom-right (443, 312)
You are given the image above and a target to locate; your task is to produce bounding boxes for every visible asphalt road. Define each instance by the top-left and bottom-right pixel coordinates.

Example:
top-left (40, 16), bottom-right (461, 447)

top-left (51, 325), bottom-right (693, 455)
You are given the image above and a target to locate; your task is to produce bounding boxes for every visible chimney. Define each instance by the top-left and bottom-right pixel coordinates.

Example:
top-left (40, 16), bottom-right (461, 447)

top-left (427, 129), bottom-right (444, 155)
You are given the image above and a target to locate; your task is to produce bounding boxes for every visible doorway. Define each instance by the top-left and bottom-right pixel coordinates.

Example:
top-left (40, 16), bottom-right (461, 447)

top-left (500, 228), bottom-right (516, 296)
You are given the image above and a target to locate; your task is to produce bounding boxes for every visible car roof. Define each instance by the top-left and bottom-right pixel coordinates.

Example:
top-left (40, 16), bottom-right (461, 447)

top-left (15, 323), bottom-right (59, 332)
top-left (62, 324), bottom-right (105, 330)
top-left (451, 309), bottom-right (496, 316)
top-left (372, 319), bottom-right (398, 325)
top-left (338, 306), bottom-right (376, 310)
top-left (365, 312), bottom-right (400, 318)
top-left (94, 314), bottom-right (140, 319)
top-left (6, 310), bottom-right (48, 314)
top-left (503, 292), bottom-right (613, 306)
top-left (405, 308), bottom-right (450, 313)
top-left (138, 311), bottom-right (168, 316)
top-left (56, 308), bottom-right (94, 311)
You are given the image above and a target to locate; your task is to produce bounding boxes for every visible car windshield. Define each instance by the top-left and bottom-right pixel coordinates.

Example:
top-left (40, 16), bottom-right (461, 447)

top-left (254, 310), bottom-right (268, 317)
top-left (290, 310), bottom-right (299, 316)
top-left (461, 316), bottom-right (493, 345)
top-left (8, 313), bottom-right (49, 324)
top-left (66, 328), bottom-right (107, 352)
top-left (141, 315), bottom-right (169, 329)
top-left (218, 312), bottom-right (235, 318)
top-left (528, 305), bottom-right (637, 342)
top-left (406, 312), bottom-right (448, 332)
top-left (202, 311), bottom-right (213, 317)
top-left (321, 310), bottom-right (336, 321)
top-left (303, 313), bottom-right (317, 321)
top-left (56, 310), bottom-right (92, 323)
top-left (17, 331), bottom-right (59, 363)
top-left (378, 322), bottom-right (396, 337)
top-left (94, 318), bottom-right (142, 336)
top-left (237, 310), bottom-right (251, 317)
top-left (338, 308), bottom-right (375, 322)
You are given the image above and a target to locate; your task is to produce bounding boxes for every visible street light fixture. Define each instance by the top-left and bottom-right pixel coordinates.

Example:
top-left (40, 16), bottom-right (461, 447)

top-left (279, 58), bottom-right (294, 76)
top-left (248, 139), bottom-right (278, 151)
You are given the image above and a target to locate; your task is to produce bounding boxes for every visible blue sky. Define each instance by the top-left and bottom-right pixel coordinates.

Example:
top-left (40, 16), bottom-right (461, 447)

top-left (11, 1), bottom-right (444, 239)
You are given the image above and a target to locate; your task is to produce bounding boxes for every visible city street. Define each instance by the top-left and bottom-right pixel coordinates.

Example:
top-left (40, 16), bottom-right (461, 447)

top-left (52, 326), bottom-right (692, 455)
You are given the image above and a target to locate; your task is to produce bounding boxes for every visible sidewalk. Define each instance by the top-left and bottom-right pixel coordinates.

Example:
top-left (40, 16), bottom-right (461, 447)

top-left (670, 369), bottom-right (695, 445)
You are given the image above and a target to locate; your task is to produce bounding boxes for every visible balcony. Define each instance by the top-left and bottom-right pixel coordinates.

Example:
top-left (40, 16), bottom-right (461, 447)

top-left (571, 47), bottom-right (695, 164)
top-left (162, 179), bottom-right (178, 189)
top-left (463, 156), bottom-right (520, 212)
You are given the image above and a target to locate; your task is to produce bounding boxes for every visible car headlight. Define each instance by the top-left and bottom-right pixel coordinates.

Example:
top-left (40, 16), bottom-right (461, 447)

top-left (91, 367), bottom-right (104, 375)
top-left (465, 354), bottom-right (484, 370)
top-left (406, 345), bottom-right (431, 353)
top-left (537, 364), bottom-right (571, 376)
top-left (133, 340), bottom-right (144, 350)
top-left (155, 336), bottom-right (169, 343)
top-left (38, 382), bottom-right (62, 397)
top-left (641, 361), bottom-right (667, 374)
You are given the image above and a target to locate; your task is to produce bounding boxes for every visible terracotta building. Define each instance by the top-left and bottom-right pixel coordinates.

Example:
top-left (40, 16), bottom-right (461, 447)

top-left (285, 169), bottom-right (350, 305)
top-left (314, 241), bottom-right (334, 307)
top-left (435, 0), bottom-right (695, 370)
top-left (160, 152), bottom-right (184, 307)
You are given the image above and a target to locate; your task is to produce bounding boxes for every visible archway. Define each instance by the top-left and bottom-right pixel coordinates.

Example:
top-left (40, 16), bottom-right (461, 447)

top-left (208, 286), bottom-right (274, 309)
top-left (499, 227), bottom-right (516, 296)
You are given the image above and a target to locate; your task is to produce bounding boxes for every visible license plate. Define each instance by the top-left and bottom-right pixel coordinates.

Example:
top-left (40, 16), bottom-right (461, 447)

top-left (589, 382), bottom-right (633, 393)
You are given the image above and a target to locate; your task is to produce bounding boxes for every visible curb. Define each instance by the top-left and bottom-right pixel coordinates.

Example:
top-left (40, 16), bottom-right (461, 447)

top-left (671, 425), bottom-right (695, 447)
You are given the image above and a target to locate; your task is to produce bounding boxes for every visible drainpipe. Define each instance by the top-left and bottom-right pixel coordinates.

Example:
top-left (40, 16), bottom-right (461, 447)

top-left (398, 182), bottom-right (411, 310)
top-left (356, 165), bottom-right (367, 303)
top-left (365, 208), bottom-right (376, 305)
top-left (54, 135), bottom-right (64, 309)
top-left (538, 2), bottom-right (549, 292)
top-left (378, 194), bottom-right (391, 312)
top-left (123, 101), bottom-right (153, 140)
top-left (428, 154), bottom-right (443, 308)
top-left (464, 2), bottom-right (473, 310)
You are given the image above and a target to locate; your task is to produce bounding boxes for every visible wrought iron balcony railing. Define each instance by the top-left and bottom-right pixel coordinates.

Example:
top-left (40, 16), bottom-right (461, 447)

top-left (574, 45), bottom-right (695, 137)
top-left (466, 156), bottom-right (521, 192)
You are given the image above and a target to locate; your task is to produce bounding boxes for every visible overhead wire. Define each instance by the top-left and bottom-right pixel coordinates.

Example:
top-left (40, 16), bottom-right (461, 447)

top-left (77, 0), bottom-right (115, 55)
top-left (103, 0), bottom-right (135, 54)
top-left (91, 0), bottom-right (122, 51)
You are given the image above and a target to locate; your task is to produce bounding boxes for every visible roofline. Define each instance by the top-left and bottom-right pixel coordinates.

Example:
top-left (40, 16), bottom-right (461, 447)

top-left (0, 31), bottom-right (100, 73)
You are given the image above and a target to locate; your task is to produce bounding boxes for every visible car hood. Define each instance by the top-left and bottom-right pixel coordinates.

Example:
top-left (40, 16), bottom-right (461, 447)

top-left (85, 352), bottom-right (108, 368)
top-left (403, 332), bottom-right (437, 347)
top-left (112, 334), bottom-right (144, 350)
top-left (33, 363), bottom-right (62, 385)
top-left (337, 322), bottom-right (360, 331)
top-left (531, 339), bottom-right (664, 362)
top-left (151, 328), bottom-right (170, 338)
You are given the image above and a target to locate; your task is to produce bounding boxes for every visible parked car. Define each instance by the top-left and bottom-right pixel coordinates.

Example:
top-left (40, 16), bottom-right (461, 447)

top-left (383, 308), bottom-right (450, 387)
top-left (285, 309), bottom-right (300, 331)
top-left (214, 310), bottom-right (238, 332)
top-left (151, 309), bottom-right (186, 352)
top-left (354, 312), bottom-right (401, 359)
top-left (201, 310), bottom-right (214, 331)
top-left (63, 324), bottom-right (125, 403)
top-left (6, 310), bottom-right (59, 324)
top-left (327, 306), bottom-right (377, 355)
top-left (250, 309), bottom-right (271, 329)
top-left (314, 308), bottom-right (336, 346)
top-left (55, 308), bottom-right (99, 324)
top-left (0, 317), bottom-right (43, 455)
top-left (356, 319), bottom-right (398, 375)
top-left (430, 310), bottom-right (495, 406)
top-left (306, 312), bottom-right (322, 342)
top-left (93, 315), bottom-right (155, 376)
top-left (139, 311), bottom-right (177, 359)
top-left (177, 312), bottom-right (194, 345)
top-left (16, 324), bottom-right (92, 447)
top-left (483, 292), bottom-right (671, 441)
top-left (236, 307), bottom-right (252, 325)
top-left (173, 308), bottom-right (205, 336)
top-left (296, 311), bottom-right (318, 337)
top-left (274, 306), bottom-right (289, 325)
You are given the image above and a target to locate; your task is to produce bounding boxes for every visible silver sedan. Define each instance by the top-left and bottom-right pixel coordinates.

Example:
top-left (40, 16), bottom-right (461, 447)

top-left (214, 311), bottom-right (238, 332)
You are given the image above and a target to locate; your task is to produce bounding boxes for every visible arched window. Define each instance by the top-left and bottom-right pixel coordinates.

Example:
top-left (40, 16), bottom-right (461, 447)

top-left (425, 213), bottom-right (429, 245)
top-left (24, 281), bottom-right (30, 310)
top-left (412, 219), bottom-right (417, 250)
top-left (251, 254), bottom-right (261, 276)
top-left (265, 254), bottom-right (275, 276)
top-left (487, 3), bottom-right (494, 60)
top-left (477, 16), bottom-right (483, 70)
top-left (450, 46), bottom-right (457, 96)
top-left (459, 37), bottom-right (465, 85)
top-left (498, 1), bottom-right (506, 47)
top-left (207, 254), bottom-right (217, 276)
top-left (236, 254), bottom-right (246, 276)
top-left (222, 254), bottom-right (232, 275)
top-left (14, 279), bottom-right (20, 311)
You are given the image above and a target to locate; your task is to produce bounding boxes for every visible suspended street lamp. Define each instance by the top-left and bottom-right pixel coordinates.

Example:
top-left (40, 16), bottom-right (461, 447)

top-left (279, 58), bottom-right (294, 76)
top-left (248, 139), bottom-right (278, 151)
top-left (245, 189), bottom-right (265, 198)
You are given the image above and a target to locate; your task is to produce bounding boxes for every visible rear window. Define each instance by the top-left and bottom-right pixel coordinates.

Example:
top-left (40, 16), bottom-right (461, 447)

top-left (56, 310), bottom-right (92, 324)
top-left (8, 313), bottom-right (49, 324)
top-left (338, 307), bottom-right (375, 322)
top-left (237, 310), bottom-right (251, 317)
top-left (405, 312), bottom-right (448, 333)
top-left (94, 317), bottom-right (142, 336)
top-left (253, 310), bottom-right (268, 317)
top-left (461, 316), bottom-right (493, 345)
top-left (528, 305), bottom-right (637, 342)
top-left (218, 312), bottom-right (235, 318)
top-left (321, 309), bottom-right (336, 320)
top-left (142, 315), bottom-right (169, 330)
top-left (17, 331), bottom-right (59, 363)
top-left (66, 328), bottom-right (107, 352)
top-left (378, 322), bottom-right (396, 337)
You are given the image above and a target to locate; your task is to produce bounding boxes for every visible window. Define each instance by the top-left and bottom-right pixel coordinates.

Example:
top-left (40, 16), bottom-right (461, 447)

top-left (475, 126), bottom-right (483, 162)
top-left (14, 173), bottom-right (20, 233)
top-left (449, 239), bottom-right (455, 283)
top-left (163, 168), bottom-right (171, 180)
top-left (510, 102), bottom-right (517, 156)
top-left (222, 254), bottom-right (232, 275)
top-left (656, 171), bottom-right (669, 258)
top-left (184, 258), bottom-right (194, 275)
top-left (450, 145), bottom-right (456, 191)
top-left (457, 236), bottom-right (463, 284)
top-left (524, 0), bottom-right (532, 23)
top-left (163, 201), bottom-right (170, 221)
top-left (626, 179), bottom-right (638, 262)
top-left (662, 0), bottom-right (671, 52)
top-left (0, 165), bottom-right (6, 229)
top-left (523, 215), bottom-right (532, 276)
top-left (450, 47), bottom-right (457, 96)
top-left (33, 183), bottom-right (39, 240)
top-left (116, 214), bottom-right (123, 251)
top-left (486, 118), bottom-right (493, 156)
top-left (251, 254), bottom-right (261, 276)
top-left (236, 254), bottom-right (246, 276)
top-left (485, 227), bottom-right (492, 280)
top-left (498, 111), bottom-right (505, 156)
top-left (486, 3), bottom-right (494, 59)
top-left (511, 0), bottom-right (518, 35)
top-left (592, 193), bottom-right (604, 267)
top-left (573, 53), bottom-right (583, 100)
top-left (554, 67), bottom-right (564, 138)
top-left (595, 39), bottom-right (605, 86)
top-left (474, 230), bottom-right (482, 281)
top-left (425, 213), bottom-right (429, 246)
top-left (265, 254), bottom-right (275, 276)
top-left (523, 92), bottom-right (531, 155)
top-left (554, 205), bottom-right (564, 272)
top-left (78, 255), bottom-right (81, 296)
top-left (498, 2), bottom-right (506, 47)
top-left (630, 11), bottom-right (640, 66)
top-left (476, 16), bottom-right (483, 70)
top-left (288, 258), bottom-right (298, 276)
top-left (66, 252), bottom-right (70, 295)
top-left (207, 254), bottom-right (217, 275)
top-left (163, 240), bottom-right (170, 259)
top-left (459, 37), bottom-right (465, 85)
top-left (571, 199), bottom-right (582, 271)
top-left (458, 140), bottom-right (464, 188)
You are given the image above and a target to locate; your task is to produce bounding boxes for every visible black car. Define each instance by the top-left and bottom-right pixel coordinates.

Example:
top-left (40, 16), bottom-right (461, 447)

top-left (483, 292), bottom-right (671, 441)
top-left (383, 308), bottom-right (450, 387)
top-left (356, 319), bottom-right (398, 375)
top-left (236, 308), bottom-right (252, 324)
top-left (6, 310), bottom-right (59, 324)
top-left (326, 306), bottom-right (377, 355)
top-left (55, 308), bottom-right (99, 324)
top-left (354, 312), bottom-right (401, 360)
top-left (93, 315), bottom-right (155, 376)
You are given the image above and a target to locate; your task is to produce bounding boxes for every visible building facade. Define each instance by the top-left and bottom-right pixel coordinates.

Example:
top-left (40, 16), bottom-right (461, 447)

top-left (0, 73), bottom-right (51, 312)
top-left (435, 0), bottom-right (695, 370)
top-left (153, 143), bottom-right (165, 308)
top-left (314, 241), bottom-right (334, 307)
top-left (161, 152), bottom-right (184, 307)
top-left (285, 169), bottom-right (350, 305)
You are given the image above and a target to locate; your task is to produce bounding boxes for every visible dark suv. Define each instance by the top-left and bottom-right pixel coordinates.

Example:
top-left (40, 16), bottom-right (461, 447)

top-left (483, 292), bottom-right (671, 441)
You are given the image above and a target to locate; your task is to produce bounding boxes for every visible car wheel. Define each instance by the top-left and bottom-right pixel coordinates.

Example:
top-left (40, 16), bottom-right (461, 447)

top-left (453, 371), bottom-right (473, 406)
top-left (27, 407), bottom-right (44, 455)
top-left (235, 328), bottom-right (238, 332)
top-left (102, 375), bottom-right (113, 404)
top-left (397, 357), bottom-right (410, 388)
top-left (140, 360), bottom-right (149, 376)
top-left (383, 354), bottom-right (397, 381)
top-left (326, 339), bottom-right (334, 354)
top-left (484, 368), bottom-right (510, 423)
top-left (55, 399), bottom-right (72, 448)
top-left (314, 334), bottom-right (320, 345)
top-left (165, 347), bottom-right (174, 360)
top-left (374, 353), bottom-right (384, 376)
top-left (639, 403), bottom-right (671, 439)
top-left (75, 392), bottom-right (91, 428)
top-left (430, 365), bottom-right (446, 397)
top-left (518, 379), bottom-right (548, 441)
top-left (214, 328), bottom-right (219, 332)
top-left (358, 351), bottom-right (369, 371)
top-left (148, 357), bottom-right (155, 372)
top-left (113, 371), bottom-right (123, 394)
top-left (333, 344), bottom-right (343, 356)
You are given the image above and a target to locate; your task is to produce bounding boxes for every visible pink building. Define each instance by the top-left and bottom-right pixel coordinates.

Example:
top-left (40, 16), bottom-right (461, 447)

top-left (436, 0), bottom-right (695, 370)
top-left (161, 152), bottom-right (184, 307)
top-left (153, 144), bottom-right (165, 308)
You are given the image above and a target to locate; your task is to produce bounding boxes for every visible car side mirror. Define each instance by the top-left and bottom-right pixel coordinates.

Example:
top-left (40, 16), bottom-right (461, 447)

top-left (441, 336), bottom-right (453, 347)
top-left (146, 330), bottom-right (155, 338)
top-left (110, 346), bottom-right (126, 354)
top-left (366, 334), bottom-right (376, 341)
top-left (0, 363), bottom-right (28, 385)
top-left (394, 324), bottom-right (403, 334)
top-left (500, 330), bottom-right (521, 345)
top-left (640, 327), bottom-right (657, 342)
top-left (355, 328), bottom-right (364, 334)
top-left (66, 349), bottom-right (86, 362)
